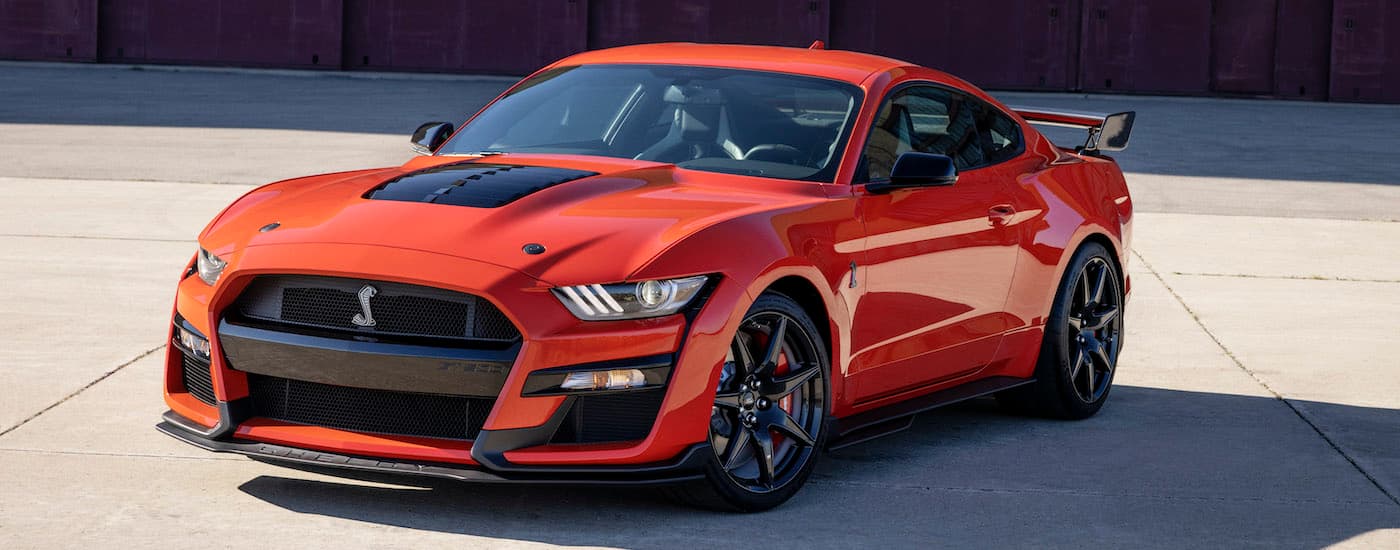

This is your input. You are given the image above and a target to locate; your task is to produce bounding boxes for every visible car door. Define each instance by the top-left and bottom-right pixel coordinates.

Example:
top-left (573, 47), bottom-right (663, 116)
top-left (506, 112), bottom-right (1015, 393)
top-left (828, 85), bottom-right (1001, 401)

top-left (848, 85), bottom-right (1021, 402)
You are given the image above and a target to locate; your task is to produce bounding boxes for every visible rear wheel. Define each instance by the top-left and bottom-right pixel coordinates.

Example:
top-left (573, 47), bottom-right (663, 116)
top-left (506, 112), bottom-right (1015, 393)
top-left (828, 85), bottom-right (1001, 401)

top-left (667, 292), bottom-right (828, 512)
top-left (998, 241), bottom-right (1123, 419)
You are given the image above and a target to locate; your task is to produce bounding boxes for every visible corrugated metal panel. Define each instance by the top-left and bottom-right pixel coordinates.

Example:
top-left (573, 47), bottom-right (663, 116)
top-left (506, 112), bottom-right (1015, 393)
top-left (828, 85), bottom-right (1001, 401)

top-left (1331, 0), bottom-right (1400, 102)
top-left (830, 0), bottom-right (1080, 91)
top-left (344, 0), bottom-right (587, 75)
top-left (1211, 0), bottom-right (1277, 94)
top-left (1273, 0), bottom-right (1332, 100)
top-left (97, 0), bottom-right (342, 68)
top-left (588, 0), bottom-right (827, 50)
top-left (1079, 0), bottom-right (1212, 93)
top-left (0, 0), bottom-right (97, 61)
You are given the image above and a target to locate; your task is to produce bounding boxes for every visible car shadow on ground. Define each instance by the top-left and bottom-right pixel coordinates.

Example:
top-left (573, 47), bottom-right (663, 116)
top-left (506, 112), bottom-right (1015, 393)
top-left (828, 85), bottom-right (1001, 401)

top-left (236, 385), bottom-right (1400, 548)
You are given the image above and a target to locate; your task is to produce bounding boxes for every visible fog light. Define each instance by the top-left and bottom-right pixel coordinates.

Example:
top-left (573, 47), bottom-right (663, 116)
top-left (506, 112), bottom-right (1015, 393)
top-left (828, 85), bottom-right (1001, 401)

top-left (560, 369), bottom-right (647, 391)
top-left (175, 324), bottom-right (211, 360)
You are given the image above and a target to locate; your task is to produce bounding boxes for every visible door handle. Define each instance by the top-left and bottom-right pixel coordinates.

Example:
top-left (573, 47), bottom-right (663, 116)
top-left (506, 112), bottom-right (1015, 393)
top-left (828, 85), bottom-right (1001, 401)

top-left (988, 204), bottom-right (1016, 224)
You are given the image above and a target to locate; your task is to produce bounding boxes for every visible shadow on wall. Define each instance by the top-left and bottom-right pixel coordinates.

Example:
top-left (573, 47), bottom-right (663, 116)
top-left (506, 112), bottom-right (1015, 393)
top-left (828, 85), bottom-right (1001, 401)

top-left (2, 63), bottom-right (1398, 185)
top-left (235, 386), bottom-right (1400, 548)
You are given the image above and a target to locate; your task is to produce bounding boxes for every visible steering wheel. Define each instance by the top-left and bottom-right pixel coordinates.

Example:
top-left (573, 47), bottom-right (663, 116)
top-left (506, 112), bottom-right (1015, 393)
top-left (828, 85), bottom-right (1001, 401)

top-left (742, 144), bottom-right (804, 164)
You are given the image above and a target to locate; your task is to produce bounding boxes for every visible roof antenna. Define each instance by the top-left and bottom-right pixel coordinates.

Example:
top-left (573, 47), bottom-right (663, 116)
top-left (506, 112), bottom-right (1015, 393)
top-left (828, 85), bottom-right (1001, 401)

top-left (808, 40), bottom-right (825, 50)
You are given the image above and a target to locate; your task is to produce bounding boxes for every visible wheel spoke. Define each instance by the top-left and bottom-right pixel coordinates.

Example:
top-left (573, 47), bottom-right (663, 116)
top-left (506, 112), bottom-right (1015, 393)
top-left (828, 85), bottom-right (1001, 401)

top-left (765, 365), bottom-right (818, 399)
top-left (1085, 346), bottom-right (1097, 396)
top-left (1077, 270), bottom-right (1091, 306)
top-left (1068, 315), bottom-right (1084, 330)
top-left (1090, 340), bottom-right (1113, 374)
top-left (1090, 262), bottom-right (1108, 304)
top-left (714, 391), bottom-right (742, 411)
top-left (1069, 345), bottom-right (1087, 381)
top-left (732, 337), bottom-right (757, 378)
top-left (723, 427), bottom-right (753, 471)
top-left (756, 317), bottom-right (788, 375)
top-left (752, 428), bottom-right (776, 488)
top-left (1090, 305), bottom-right (1119, 330)
top-left (768, 410), bottom-right (815, 447)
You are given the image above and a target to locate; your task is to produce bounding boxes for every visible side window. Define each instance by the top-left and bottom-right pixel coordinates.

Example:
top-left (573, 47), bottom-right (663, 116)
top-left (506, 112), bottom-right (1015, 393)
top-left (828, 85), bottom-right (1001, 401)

top-left (857, 86), bottom-right (986, 182)
top-left (977, 104), bottom-right (1023, 164)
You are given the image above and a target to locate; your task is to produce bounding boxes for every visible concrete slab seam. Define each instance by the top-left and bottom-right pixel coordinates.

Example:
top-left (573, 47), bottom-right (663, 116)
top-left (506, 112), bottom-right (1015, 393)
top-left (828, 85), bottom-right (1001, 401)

top-left (1170, 272), bottom-right (1400, 284)
top-left (1132, 249), bottom-right (1400, 509)
top-left (0, 344), bottom-right (166, 438)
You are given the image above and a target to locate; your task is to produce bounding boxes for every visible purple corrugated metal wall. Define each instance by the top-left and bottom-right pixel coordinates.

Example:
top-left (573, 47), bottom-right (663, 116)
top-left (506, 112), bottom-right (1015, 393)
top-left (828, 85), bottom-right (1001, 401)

top-left (1079, 0), bottom-right (1213, 94)
top-left (829, 0), bottom-right (1080, 91)
top-left (96, 0), bottom-right (342, 68)
top-left (1, 1), bottom-right (1398, 102)
top-left (0, 0), bottom-right (97, 61)
top-left (1331, 0), bottom-right (1400, 102)
top-left (344, 0), bottom-right (586, 74)
top-left (588, 0), bottom-right (827, 50)
top-left (1274, 0), bottom-right (1333, 100)
top-left (1211, 0), bottom-right (1277, 94)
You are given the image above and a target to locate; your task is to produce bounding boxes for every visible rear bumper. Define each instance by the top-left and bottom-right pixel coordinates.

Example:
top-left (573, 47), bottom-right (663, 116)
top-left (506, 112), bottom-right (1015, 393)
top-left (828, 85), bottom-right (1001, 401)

top-left (157, 410), bottom-right (709, 485)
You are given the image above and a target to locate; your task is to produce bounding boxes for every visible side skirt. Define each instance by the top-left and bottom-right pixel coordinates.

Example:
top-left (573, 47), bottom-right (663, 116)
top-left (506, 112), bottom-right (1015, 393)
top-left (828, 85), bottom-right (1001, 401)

top-left (826, 376), bottom-right (1034, 451)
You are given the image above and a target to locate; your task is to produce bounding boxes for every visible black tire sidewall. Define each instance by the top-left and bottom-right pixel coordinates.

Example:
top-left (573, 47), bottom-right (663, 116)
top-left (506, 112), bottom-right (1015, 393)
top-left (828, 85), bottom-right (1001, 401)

top-left (1040, 241), bottom-right (1120, 419)
top-left (699, 291), bottom-right (831, 512)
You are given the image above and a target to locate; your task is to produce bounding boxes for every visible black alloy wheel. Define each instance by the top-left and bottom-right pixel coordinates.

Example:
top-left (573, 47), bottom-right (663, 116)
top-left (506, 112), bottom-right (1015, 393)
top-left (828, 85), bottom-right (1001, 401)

top-left (997, 241), bottom-right (1123, 419)
top-left (667, 292), bottom-right (828, 511)
top-left (1065, 256), bottom-right (1122, 403)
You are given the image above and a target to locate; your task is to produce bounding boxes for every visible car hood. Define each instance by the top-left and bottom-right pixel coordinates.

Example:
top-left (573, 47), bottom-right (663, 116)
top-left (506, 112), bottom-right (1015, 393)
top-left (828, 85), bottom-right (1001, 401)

top-left (201, 154), bottom-right (826, 285)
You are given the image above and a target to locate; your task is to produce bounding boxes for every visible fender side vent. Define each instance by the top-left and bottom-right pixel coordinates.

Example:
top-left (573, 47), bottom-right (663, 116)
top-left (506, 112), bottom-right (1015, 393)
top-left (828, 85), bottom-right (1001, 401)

top-left (365, 162), bottom-right (597, 208)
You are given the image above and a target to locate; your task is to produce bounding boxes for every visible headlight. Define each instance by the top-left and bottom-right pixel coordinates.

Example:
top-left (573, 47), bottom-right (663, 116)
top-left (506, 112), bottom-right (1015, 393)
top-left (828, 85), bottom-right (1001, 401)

top-left (174, 321), bottom-right (212, 360)
top-left (195, 248), bottom-right (227, 285)
top-left (552, 275), bottom-right (708, 320)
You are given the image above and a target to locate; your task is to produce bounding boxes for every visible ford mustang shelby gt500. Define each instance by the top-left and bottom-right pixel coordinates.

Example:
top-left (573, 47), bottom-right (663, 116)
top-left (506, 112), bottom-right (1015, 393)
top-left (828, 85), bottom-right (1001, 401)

top-left (159, 42), bottom-right (1134, 511)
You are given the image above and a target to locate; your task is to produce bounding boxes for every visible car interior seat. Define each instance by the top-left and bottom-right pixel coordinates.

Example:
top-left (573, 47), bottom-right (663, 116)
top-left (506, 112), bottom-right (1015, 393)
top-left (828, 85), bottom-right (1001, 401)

top-left (634, 84), bottom-right (744, 163)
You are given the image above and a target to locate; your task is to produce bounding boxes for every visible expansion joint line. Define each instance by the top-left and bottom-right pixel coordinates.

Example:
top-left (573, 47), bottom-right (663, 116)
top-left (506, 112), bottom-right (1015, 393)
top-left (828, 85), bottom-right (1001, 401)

top-left (1132, 249), bottom-right (1400, 509)
top-left (0, 344), bottom-right (166, 438)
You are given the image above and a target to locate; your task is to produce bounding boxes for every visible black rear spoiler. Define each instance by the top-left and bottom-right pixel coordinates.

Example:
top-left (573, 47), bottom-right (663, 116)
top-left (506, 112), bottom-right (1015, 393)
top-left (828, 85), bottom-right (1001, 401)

top-left (1011, 107), bottom-right (1135, 153)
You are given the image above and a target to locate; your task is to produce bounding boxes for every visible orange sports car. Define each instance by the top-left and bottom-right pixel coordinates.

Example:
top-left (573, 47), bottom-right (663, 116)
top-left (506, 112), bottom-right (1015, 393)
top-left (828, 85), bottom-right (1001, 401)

top-left (159, 42), bottom-right (1134, 511)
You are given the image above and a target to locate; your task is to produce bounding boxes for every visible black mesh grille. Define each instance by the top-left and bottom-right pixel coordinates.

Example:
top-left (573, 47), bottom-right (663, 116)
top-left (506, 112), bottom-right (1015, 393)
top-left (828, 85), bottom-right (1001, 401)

top-left (551, 390), bottom-right (666, 444)
top-left (181, 353), bottom-right (217, 406)
top-left (246, 374), bottom-right (492, 440)
top-left (232, 275), bottom-right (519, 343)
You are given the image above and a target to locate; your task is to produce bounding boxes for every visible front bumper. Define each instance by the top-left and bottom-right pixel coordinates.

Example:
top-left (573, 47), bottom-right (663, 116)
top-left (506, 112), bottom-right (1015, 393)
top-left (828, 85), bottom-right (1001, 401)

top-left (162, 242), bottom-right (738, 479)
top-left (157, 410), bottom-right (708, 484)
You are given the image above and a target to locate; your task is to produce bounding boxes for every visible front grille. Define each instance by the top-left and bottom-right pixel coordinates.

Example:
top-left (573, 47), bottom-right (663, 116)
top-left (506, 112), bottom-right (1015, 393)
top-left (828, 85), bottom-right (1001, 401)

top-left (181, 352), bottom-right (217, 406)
top-left (246, 374), bottom-right (493, 440)
top-left (551, 389), bottom-right (666, 444)
top-left (232, 275), bottom-right (519, 343)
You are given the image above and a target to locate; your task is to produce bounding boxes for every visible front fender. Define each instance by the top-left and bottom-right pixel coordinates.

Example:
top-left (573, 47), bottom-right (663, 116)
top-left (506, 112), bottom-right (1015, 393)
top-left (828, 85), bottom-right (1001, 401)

top-left (632, 195), bottom-right (860, 422)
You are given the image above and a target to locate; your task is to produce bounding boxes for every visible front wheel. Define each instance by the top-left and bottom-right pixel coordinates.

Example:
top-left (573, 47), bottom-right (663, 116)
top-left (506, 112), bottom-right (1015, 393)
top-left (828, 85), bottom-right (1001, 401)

top-left (667, 292), bottom-right (829, 512)
top-left (998, 241), bottom-right (1124, 419)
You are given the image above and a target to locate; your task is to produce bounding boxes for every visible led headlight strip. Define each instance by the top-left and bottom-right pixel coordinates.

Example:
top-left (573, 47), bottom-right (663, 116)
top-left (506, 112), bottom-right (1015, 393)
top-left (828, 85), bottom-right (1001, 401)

top-left (552, 275), bottom-right (708, 320)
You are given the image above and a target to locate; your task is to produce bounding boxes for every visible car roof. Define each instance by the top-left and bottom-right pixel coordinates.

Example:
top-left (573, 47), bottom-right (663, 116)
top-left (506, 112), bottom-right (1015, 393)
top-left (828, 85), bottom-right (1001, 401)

top-left (550, 42), bottom-right (923, 86)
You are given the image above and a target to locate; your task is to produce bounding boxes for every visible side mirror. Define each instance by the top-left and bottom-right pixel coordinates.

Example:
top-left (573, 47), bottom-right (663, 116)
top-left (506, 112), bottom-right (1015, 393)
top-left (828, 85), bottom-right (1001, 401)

top-left (410, 122), bottom-right (454, 155)
top-left (866, 152), bottom-right (957, 193)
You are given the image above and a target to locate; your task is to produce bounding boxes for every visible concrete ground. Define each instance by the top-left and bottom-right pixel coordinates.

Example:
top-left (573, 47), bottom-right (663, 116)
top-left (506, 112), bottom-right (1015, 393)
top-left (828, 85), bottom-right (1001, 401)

top-left (1, 63), bottom-right (1398, 548)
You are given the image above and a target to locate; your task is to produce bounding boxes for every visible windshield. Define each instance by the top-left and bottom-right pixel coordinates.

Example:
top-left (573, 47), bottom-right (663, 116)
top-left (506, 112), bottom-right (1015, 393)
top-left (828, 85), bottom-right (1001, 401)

top-left (439, 65), bottom-right (862, 182)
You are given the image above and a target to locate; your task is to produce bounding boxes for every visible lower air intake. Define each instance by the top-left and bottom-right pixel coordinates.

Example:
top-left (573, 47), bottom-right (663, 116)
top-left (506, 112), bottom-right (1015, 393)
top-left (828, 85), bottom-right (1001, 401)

top-left (246, 374), bottom-right (493, 441)
top-left (551, 389), bottom-right (666, 444)
top-left (181, 353), bottom-right (217, 406)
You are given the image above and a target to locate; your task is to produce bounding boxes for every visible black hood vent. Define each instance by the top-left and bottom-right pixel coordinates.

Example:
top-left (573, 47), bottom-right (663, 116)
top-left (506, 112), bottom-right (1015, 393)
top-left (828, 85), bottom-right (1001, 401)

top-left (366, 162), bottom-right (597, 208)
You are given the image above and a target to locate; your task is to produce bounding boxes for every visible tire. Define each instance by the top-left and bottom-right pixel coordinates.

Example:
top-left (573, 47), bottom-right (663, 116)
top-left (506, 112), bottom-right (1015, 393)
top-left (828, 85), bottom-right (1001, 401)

top-left (666, 292), bottom-right (830, 512)
top-left (997, 241), bottom-right (1124, 420)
